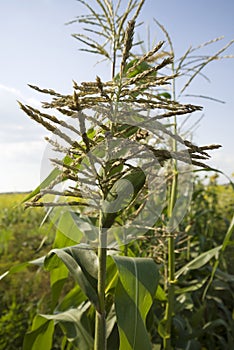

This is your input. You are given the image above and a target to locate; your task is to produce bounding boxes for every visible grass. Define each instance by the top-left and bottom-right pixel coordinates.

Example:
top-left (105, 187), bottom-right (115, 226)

top-left (0, 192), bottom-right (28, 209)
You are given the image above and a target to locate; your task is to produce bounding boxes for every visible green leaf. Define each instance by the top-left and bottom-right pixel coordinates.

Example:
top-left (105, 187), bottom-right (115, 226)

top-left (70, 212), bottom-right (99, 242)
top-left (87, 127), bottom-right (95, 139)
top-left (203, 318), bottom-right (229, 332)
top-left (22, 168), bottom-right (60, 203)
top-left (44, 245), bottom-right (99, 309)
top-left (41, 304), bottom-right (94, 349)
top-left (193, 167), bottom-right (234, 191)
top-left (113, 256), bottom-right (159, 350)
top-left (55, 210), bottom-right (84, 243)
top-left (211, 267), bottom-right (234, 283)
top-left (175, 276), bottom-right (208, 294)
top-left (157, 92), bottom-right (171, 99)
top-left (203, 213), bottom-right (234, 298)
top-left (50, 266), bottom-right (68, 311)
top-left (53, 223), bottom-right (78, 249)
top-left (0, 262), bottom-right (28, 280)
top-left (221, 213), bottom-right (234, 252)
top-left (23, 315), bottom-right (54, 350)
top-left (24, 304), bottom-right (94, 350)
top-left (157, 318), bottom-right (167, 339)
top-left (102, 167), bottom-right (146, 229)
top-left (57, 285), bottom-right (87, 312)
top-left (0, 257), bottom-right (45, 281)
top-left (115, 59), bottom-right (154, 80)
top-left (106, 304), bottom-right (117, 338)
top-left (48, 218), bottom-right (82, 310)
top-left (175, 245), bottom-right (222, 279)
top-left (115, 124), bottom-right (139, 139)
top-left (21, 153), bottom-right (74, 203)
top-left (105, 255), bottom-right (118, 293)
top-left (155, 284), bottom-right (167, 301)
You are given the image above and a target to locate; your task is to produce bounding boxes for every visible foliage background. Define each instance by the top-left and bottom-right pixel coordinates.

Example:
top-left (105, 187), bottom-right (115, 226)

top-left (0, 176), bottom-right (233, 348)
top-left (0, 0), bottom-right (233, 192)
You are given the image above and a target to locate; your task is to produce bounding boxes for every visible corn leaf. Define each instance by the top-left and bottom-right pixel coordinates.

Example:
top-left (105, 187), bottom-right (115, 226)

top-left (23, 303), bottom-right (93, 350)
top-left (113, 256), bottom-right (159, 350)
top-left (175, 245), bottom-right (222, 279)
top-left (22, 167), bottom-right (60, 203)
top-left (44, 245), bottom-right (99, 309)
top-left (23, 316), bottom-right (54, 350)
top-left (102, 167), bottom-right (146, 229)
top-left (202, 213), bottom-right (234, 298)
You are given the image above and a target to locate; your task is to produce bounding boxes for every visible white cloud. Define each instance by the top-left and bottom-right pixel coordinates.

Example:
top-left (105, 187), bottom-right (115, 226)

top-left (204, 150), bottom-right (234, 183)
top-left (0, 140), bottom-right (47, 192)
top-left (0, 84), bottom-right (51, 191)
top-left (0, 140), bottom-right (45, 162)
top-left (0, 83), bottom-right (46, 144)
top-left (0, 83), bottom-right (40, 106)
top-left (25, 97), bottom-right (41, 107)
top-left (0, 84), bottom-right (21, 96)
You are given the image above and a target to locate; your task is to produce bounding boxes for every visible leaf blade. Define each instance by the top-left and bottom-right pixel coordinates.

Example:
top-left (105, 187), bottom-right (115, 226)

top-left (113, 256), bottom-right (159, 350)
top-left (44, 245), bottom-right (99, 309)
top-left (175, 245), bottom-right (222, 279)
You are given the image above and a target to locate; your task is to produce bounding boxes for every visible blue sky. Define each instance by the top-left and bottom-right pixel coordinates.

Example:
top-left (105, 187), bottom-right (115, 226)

top-left (0, 0), bottom-right (234, 192)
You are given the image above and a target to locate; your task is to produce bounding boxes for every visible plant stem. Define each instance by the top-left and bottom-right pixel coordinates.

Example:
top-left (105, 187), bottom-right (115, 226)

top-left (164, 168), bottom-right (177, 350)
top-left (94, 212), bottom-right (107, 350)
top-left (163, 46), bottom-right (178, 348)
top-left (112, 41), bottom-right (117, 79)
top-left (164, 52), bottom-right (177, 347)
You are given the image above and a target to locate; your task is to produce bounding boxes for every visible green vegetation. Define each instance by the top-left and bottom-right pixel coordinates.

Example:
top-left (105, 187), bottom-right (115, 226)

top-left (0, 194), bottom-right (55, 349)
top-left (0, 179), bottom-right (233, 349)
top-left (1, 0), bottom-right (234, 349)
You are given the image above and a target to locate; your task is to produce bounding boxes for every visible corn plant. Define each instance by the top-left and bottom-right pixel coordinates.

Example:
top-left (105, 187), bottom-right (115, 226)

top-left (1, 1), bottom-right (234, 349)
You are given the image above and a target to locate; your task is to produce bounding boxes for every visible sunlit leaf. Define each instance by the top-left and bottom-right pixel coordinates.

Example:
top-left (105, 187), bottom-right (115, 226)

top-left (23, 315), bottom-right (54, 350)
top-left (22, 168), bottom-right (60, 203)
top-left (44, 245), bottom-right (99, 309)
top-left (24, 303), bottom-right (93, 350)
top-left (175, 276), bottom-right (208, 294)
top-left (55, 210), bottom-right (84, 243)
top-left (157, 92), bottom-right (171, 99)
top-left (155, 284), bottom-right (167, 301)
top-left (21, 154), bottom-right (73, 203)
top-left (175, 245), bottom-right (222, 279)
top-left (113, 256), bottom-right (159, 350)
top-left (102, 167), bottom-right (146, 229)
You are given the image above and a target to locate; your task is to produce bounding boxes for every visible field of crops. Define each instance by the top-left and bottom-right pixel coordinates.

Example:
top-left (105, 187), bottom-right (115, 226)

top-left (0, 177), bottom-right (233, 349)
top-left (0, 193), bottom-right (56, 349)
